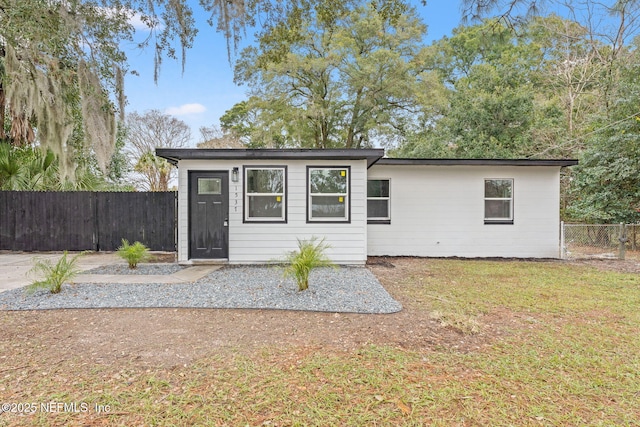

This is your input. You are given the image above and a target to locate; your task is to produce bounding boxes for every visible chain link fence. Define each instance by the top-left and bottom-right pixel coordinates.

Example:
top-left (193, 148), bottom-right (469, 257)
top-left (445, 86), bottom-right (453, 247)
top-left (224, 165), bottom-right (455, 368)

top-left (561, 223), bottom-right (640, 260)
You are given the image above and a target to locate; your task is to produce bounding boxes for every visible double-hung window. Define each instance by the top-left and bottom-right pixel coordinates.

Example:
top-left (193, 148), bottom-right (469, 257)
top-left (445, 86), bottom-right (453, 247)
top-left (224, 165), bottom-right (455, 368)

top-left (367, 179), bottom-right (390, 223)
top-left (484, 179), bottom-right (513, 224)
top-left (308, 167), bottom-right (350, 222)
top-left (244, 167), bottom-right (286, 222)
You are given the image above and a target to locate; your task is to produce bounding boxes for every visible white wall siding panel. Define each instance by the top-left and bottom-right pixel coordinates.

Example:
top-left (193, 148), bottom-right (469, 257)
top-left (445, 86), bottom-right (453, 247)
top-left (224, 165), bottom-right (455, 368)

top-left (177, 163), bottom-right (190, 263)
top-left (177, 159), bottom-right (368, 265)
top-left (177, 158), bottom-right (564, 262)
top-left (367, 165), bottom-right (562, 258)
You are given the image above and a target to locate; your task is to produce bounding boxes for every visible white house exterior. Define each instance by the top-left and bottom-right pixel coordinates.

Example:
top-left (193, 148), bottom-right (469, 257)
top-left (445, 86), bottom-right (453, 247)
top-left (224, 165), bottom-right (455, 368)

top-left (156, 148), bottom-right (577, 264)
top-left (158, 149), bottom-right (383, 265)
top-left (367, 159), bottom-right (574, 258)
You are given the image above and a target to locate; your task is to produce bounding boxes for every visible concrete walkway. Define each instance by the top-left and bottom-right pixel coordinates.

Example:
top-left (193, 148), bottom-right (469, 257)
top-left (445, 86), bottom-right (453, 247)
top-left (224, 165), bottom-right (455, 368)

top-left (0, 252), bottom-right (220, 293)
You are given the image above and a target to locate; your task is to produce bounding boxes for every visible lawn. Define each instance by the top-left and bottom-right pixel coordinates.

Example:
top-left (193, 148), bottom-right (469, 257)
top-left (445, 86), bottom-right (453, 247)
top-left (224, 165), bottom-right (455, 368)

top-left (1, 258), bottom-right (639, 426)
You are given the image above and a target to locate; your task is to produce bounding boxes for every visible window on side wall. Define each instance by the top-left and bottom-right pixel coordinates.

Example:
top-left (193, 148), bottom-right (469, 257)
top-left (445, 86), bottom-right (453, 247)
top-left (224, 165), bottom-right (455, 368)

top-left (367, 179), bottom-right (390, 224)
top-left (244, 167), bottom-right (286, 222)
top-left (484, 179), bottom-right (513, 224)
top-left (308, 167), bottom-right (350, 222)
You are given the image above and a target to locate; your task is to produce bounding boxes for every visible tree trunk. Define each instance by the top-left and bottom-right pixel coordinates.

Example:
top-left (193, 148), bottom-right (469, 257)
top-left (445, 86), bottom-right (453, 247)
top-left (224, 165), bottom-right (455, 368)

top-left (9, 113), bottom-right (35, 146)
top-left (0, 46), bottom-right (4, 141)
top-left (346, 89), bottom-right (364, 149)
top-left (0, 81), bottom-right (5, 139)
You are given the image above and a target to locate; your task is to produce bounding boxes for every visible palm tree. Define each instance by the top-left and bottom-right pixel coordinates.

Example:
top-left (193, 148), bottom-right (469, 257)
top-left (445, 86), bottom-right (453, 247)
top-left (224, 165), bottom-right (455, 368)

top-left (0, 142), bottom-right (29, 190)
top-left (0, 142), bottom-right (107, 191)
top-left (134, 151), bottom-right (173, 191)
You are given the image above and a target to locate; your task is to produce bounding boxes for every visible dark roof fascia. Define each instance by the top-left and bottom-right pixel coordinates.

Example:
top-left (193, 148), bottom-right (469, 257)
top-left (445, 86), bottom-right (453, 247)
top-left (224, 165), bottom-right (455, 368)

top-left (375, 158), bottom-right (579, 167)
top-left (156, 148), bottom-right (385, 168)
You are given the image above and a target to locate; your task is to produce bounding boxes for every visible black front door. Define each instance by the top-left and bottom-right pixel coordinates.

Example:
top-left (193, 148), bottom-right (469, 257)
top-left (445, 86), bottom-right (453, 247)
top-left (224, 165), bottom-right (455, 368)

top-left (189, 171), bottom-right (229, 259)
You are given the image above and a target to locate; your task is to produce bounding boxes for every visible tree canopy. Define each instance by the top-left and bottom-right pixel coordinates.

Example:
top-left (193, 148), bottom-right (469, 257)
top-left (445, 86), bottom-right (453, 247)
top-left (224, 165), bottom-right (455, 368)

top-left (232, 0), bottom-right (426, 148)
top-left (565, 37), bottom-right (640, 222)
top-left (0, 0), bottom-right (199, 176)
top-left (0, 0), bottom-right (410, 169)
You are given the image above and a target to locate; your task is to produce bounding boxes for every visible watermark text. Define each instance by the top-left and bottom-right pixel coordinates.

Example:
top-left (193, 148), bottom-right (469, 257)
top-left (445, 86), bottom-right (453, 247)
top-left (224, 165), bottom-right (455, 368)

top-left (1, 401), bottom-right (112, 415)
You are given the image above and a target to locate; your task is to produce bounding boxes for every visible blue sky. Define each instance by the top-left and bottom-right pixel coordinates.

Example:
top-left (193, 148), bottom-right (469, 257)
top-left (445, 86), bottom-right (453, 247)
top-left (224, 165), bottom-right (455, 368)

top-left (122, 1), bottom-right (466, 145)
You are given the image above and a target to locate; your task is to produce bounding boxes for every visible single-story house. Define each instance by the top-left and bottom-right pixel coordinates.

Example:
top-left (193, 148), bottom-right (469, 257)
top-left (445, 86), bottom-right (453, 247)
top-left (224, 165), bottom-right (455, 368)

top-left (156, 148), bottom-right (577, 265)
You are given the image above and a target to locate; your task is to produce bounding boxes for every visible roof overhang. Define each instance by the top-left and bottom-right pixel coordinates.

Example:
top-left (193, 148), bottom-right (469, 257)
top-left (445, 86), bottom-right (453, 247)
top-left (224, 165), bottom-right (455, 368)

top-left (156, 148), bottom-right (385, 168)
top-left (375, 158), bottom-right (579, 167)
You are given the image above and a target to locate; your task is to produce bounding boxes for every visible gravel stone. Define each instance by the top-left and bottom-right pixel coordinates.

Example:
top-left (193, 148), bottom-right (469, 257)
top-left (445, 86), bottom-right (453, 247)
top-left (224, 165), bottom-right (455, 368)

top-left (85, 263), bottom-right (185, 275)
top-left (0, 266), bottom-right (402, 314)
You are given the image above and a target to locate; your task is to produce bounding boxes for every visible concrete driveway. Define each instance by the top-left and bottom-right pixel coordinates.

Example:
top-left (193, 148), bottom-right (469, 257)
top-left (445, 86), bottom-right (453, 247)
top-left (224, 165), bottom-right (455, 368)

top-left (0, 252), bottom-right (219, 294)
top-left (0, 252), bottom-right (120, 293)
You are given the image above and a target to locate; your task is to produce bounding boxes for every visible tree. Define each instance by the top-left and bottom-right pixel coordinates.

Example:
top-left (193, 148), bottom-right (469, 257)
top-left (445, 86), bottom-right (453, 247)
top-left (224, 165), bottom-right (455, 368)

top-left (395, 19), bottom-right (571, 159)
top-left (0, 0), bottom-right (198, 177)
top-left (566, 40), bottom-right (640, 223)
top-left (197, 124), bottom-right (244, 148)
top-left (527, 15), bottom-right (602, 143)
top-left (448, 1), bottom-right (640, 222)
top-left (1, 0), bottom-right (335, 172)
top-left (125, 110), bottom-right (190, 191)
top-left (133, 151), bottom-right (174, 192)
top-left (461, 0), bottom-right (640, 31)
top-left (461, 1), bottom-right (640, 117)
top-left (1, 0), bottom-right (416, 176)
top-left (234, 0), bottom-right (426, 148)
top-left (219, 100), bottom-right (259, 146)
top-left (0, 141), bottom-right (127, 191)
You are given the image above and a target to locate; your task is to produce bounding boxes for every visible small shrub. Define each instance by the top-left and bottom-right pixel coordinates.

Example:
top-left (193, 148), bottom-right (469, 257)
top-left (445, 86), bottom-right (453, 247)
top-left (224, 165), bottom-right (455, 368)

top-left (117, 239), bottom-right (151, 269)
top-left (282, 237), bottom-right (336, 291)
top-left (27, 251), bottom-right (83, 294)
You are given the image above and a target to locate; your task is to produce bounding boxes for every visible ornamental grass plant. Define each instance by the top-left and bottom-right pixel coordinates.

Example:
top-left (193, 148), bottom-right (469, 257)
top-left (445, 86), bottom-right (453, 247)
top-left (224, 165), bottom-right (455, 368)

top-left (117, 239), bottom-right (151, 269)
top-left (282, 237), bottom-right (336, 291)
top-left (27, 251), bottom-right (83, 294)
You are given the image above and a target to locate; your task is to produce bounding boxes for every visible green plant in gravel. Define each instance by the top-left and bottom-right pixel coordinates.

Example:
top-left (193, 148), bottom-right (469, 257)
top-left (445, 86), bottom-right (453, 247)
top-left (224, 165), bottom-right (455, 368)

top-left (117, 239), bottom-right (151, 269)
top-left (282, 237), bottom-right (336, 291)
top-left (27, 251), bottom-right (83, 294)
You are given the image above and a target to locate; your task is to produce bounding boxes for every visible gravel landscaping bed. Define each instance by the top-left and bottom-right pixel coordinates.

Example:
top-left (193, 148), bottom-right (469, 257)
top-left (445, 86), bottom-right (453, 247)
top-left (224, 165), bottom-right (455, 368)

top-left (0, 266), bottom-right (402, 314)
top-left (84, 263), bottom-right (185, 275)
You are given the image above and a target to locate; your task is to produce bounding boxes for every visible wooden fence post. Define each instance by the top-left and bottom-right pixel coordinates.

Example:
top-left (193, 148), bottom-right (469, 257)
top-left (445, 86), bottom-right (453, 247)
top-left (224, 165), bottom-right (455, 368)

top-left (560, 221), bottom-right (566, 259)
top-left (619, 223), bottom-right (627, 260)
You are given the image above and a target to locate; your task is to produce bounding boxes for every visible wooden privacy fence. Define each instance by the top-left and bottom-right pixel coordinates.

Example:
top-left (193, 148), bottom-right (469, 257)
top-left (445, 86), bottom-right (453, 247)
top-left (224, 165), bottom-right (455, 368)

top-left (0, 191), bottom-right (176, 252)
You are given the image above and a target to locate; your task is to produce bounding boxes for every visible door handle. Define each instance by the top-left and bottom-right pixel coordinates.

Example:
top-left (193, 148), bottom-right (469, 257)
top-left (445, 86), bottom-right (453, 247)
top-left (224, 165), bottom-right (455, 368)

top-left (224, 219), bottom-right (228, 227)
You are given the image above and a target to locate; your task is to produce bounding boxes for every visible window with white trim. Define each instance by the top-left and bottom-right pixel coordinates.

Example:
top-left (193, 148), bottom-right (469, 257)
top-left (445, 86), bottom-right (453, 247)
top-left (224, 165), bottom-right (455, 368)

top-left (245, 167), bottom-right (286, 222)
top-left (308, 167), bottom-right (349, 222)
top-left (367, 179), bottom-right (390, 223)
top-left (484, 179), bottom-right (513, 224)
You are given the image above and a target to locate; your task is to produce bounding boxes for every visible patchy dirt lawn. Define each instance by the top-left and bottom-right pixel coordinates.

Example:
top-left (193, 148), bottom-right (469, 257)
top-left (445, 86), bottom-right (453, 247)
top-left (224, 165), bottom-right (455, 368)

top-left (2, 256), bottom-right (638, 373)
top-left (0, 258), bottom-right (521, 371)
top-left (1, 256), bottom-right (637, 370)
top-left (1, 256), bottom-right (639, 426)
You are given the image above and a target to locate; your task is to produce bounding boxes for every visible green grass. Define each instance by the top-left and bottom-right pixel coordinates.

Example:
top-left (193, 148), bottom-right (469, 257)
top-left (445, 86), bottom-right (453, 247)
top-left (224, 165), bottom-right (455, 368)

top-left (2, 259), bottom-right (640, 426)
top-left (405, 259), bottom-right (640, 316)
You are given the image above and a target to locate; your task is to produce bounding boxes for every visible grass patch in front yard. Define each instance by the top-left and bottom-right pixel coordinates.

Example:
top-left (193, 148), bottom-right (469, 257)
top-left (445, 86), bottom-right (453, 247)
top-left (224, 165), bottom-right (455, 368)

top-left (1, 259), bottom-right (639, 426)
top-left (404, 259), bottom-right (640, 320)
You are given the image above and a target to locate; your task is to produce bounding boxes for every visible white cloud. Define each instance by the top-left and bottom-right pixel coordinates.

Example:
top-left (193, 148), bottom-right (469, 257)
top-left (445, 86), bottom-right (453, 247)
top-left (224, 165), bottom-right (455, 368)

top-left (165, 103), bottom-right (207, 116)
